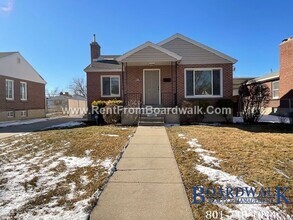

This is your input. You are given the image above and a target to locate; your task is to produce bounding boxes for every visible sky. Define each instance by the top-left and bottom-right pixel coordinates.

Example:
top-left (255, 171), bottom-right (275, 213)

top-left (0, 0), bottom-right (292, 92)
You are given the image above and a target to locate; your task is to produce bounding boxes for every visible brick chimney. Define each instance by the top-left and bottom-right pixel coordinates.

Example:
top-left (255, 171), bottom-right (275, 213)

top-left (279, 37), bottom-right (293, 98)
top-left (90, 34), bottom-right (101, 63)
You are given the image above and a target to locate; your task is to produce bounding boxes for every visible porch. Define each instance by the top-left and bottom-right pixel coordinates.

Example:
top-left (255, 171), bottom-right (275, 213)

top-left (116, 42), bottom-right (182, 108)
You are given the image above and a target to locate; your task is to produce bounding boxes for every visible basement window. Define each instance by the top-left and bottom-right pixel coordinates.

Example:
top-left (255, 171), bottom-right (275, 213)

top-left (7, 111), bottom-right (14, 118)
top-left (20, 111), bottom-right (27, 117)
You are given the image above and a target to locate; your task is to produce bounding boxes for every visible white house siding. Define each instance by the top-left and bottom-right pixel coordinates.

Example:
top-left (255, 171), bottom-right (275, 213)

top-left (160, 38), bottom-right (231, 64)
top-left (122, 46), bottom-right (178, 62)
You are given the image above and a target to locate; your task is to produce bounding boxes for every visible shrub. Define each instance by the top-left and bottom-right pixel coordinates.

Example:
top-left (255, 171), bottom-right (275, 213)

top-left (180, 100), bottom-right (209, 124)
top-left (91, 99), bottom-right (123, 125)
top-left (238, 81), bottom-right (270, 124)
top-left (216, 99), bottom-right (233, 123)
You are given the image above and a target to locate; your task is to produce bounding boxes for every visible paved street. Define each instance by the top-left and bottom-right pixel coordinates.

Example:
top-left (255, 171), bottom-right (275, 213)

top-left (0, 117), bottom-right (85, 139)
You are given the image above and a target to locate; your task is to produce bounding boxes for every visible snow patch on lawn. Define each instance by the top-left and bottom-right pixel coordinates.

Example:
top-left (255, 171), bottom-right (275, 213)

top-left (102, 134), bottom-right (119, 137)
top-left (190, 135), bottom-right (291, 220)
top-left (197, 165), bottom-right (291, 219)
top-left (0, 140), bottom-right (115, 219)
top-left (273, 167), bottom-right (290, 179)
top-left (98, 158), bottom-right (114, 174)
top-left (187, 138), bottom-right (220, 167)
top-left (178, 133), bottom-right (186, 139)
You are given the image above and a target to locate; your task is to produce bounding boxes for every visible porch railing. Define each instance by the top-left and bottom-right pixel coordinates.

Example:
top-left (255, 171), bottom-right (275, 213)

top-left (124, 92), bottom-right (176, 107)
top-left (124, 93), bottom-right (142, 107)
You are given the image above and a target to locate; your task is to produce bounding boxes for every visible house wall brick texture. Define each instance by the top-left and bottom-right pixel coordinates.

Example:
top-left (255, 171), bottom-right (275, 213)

top-left (86, 71), bottom-right (122, 109)
top-left (279, 38), bottom-right (293, 98)
top-left (0, 75), bottom-right (45, 111)
top-left (262, 81), bottom-right (280, 108)
top-left (86, 63), bottom-right (234, 108)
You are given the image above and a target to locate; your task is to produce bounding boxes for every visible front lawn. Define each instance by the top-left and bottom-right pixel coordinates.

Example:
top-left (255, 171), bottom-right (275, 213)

top-left (0, 125), bottom-right (134, 219)
top-left (166, 124), bottom-right (293, 219)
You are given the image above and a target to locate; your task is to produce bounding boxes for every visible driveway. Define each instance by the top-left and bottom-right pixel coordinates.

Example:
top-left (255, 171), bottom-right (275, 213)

top-left (0, 117), bottom-right (85, 139)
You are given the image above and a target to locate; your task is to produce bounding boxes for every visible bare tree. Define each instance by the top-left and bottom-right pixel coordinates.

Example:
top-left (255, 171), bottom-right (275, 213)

top-left (239, 81), bottom-right (270, 123)
top-left (69, 77), bottom-right (87, 97)
top-left (46, 87), bottom-right (60, 98)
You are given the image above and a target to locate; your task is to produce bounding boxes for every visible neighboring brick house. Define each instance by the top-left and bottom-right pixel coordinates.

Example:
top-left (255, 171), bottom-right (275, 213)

top-left (84, 34), bottom-right (237, 120)
top-left (0, 52), bottom-right (46, 121)
top-left (233, 37), bottom-right (293, 116)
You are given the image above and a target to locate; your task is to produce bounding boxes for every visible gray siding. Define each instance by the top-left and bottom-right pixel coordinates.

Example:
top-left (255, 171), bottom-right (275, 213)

top-left (123, 46), bottom-right (178, 62)
top-left (160, 38), bottom-right (231, 64)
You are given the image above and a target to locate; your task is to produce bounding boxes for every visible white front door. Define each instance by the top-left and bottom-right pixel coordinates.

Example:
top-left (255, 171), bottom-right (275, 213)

top-left (144, 69), bottom-right (160, 105)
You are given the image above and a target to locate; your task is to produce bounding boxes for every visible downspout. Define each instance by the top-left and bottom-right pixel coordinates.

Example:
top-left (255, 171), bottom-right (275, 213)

top-left (121, 62), bottom-right (124, 103)
top-left (175, 61), bottom-right (178, 106)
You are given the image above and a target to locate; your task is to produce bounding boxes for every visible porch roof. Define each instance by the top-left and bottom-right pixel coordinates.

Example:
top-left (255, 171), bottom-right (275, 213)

top-left (116, 42), bottom-right (182, 63)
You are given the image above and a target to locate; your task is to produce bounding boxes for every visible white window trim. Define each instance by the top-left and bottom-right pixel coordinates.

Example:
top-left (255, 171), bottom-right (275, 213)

top-left (5, 79), bottom-right (14, 100)
top-left (100, 75), bottom-right (121, 97)
top-left (272, 81), bottom-right (279, 99)
top-left (184, 68), bottom-right (223, 98)
top-left (7, 111), bottom-right (14, 118)
top-left (20, 110), bottom-right (27, 117)
top-left (20, 81), bottom-right (28, 101)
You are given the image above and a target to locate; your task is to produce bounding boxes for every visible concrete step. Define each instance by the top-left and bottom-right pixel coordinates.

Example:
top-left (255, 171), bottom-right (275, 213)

top-left (140, 117), bottom-right (164, 122)
top-left (139, 121), bottom-right (164, 126)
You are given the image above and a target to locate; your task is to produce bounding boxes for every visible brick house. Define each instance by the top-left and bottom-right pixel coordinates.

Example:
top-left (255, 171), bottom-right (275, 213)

top-left (233, 37), bottom-right (293, 116)
top-left (0, 52), bottom-right (46, 121)
top-left (84, 34), bottom-right (237, 123)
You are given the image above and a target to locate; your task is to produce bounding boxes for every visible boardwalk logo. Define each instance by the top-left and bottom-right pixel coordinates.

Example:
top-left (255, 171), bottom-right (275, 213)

top-left (193, 186), bottom-right (291, 205)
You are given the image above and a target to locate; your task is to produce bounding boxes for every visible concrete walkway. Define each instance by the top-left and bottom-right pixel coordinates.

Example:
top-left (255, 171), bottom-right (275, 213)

top-left (90, 126), bottom-right (194, 220)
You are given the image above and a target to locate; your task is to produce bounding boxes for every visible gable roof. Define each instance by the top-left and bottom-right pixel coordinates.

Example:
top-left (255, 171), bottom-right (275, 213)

top-left (0, 52), bottom-right (46, 84)
top-left (158, 33), bottom-right (237, 64)
top-left (254, 71), bottom-right (279, 82)
top-left (0, 52), bottom-right (17, 59)
top-left (116, 41), bottom-right (182, 62)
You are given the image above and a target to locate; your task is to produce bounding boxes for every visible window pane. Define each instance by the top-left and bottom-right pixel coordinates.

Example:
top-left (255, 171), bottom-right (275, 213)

top-left (111, 77), bottom-right (119, 95)
top-left (102, 77), bottom-right (110, 96)
top-left (21, 83), bottom-right (24, 99)
top-left (186, 71), bottom-right (194, 96)
top-left (273, 90), bottom-right (279, 98)
top-left (6, 80), bottom-right (12, 99)
top-left (213, 70), bottom-right (221, 95)
top-left (195, 71), bottom-right (212, 95)
top-left (273, 81), bottom-right (279, 90)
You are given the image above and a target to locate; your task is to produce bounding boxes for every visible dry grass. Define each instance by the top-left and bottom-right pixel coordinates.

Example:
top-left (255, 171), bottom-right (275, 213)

top-left (166, 124), bottom-right (293, 219)
top-left (0, 125), bottom-right (135, 219)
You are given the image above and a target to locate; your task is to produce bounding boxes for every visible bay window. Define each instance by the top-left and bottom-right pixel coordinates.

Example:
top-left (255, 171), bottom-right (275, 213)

top-left (101, 76), bottom-right (120, 97)
top-left (185, 68), bottom-right (222, 97)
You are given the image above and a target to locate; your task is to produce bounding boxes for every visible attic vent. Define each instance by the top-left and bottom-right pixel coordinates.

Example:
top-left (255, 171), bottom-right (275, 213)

top-left (17, 57), bottom-right (21, 63)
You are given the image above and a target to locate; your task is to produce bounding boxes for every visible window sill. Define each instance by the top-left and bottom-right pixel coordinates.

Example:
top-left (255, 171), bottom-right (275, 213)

top-left (6, 98), bottom-right (14, 101)
top-left (101, 95), bottom-right (121, 98)
top-left (21, 99), bottom-right (28, 102)
top-left (185, 95), bottom-right (223, 99)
